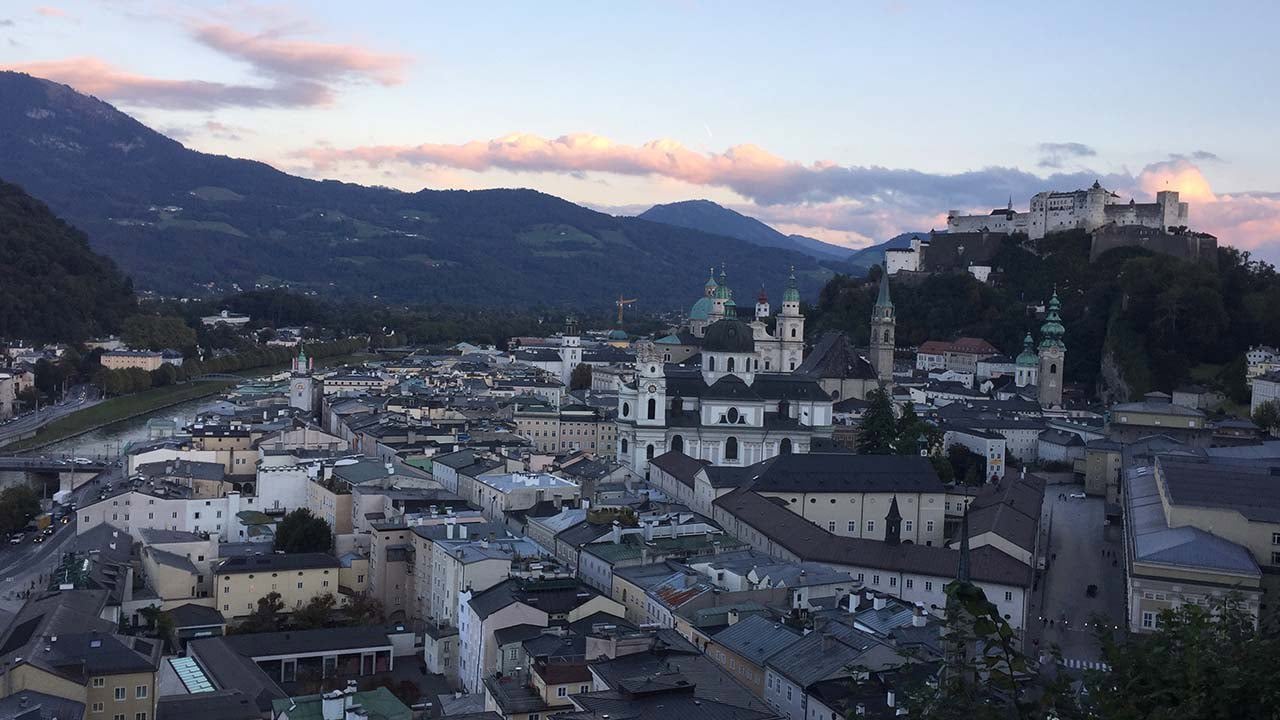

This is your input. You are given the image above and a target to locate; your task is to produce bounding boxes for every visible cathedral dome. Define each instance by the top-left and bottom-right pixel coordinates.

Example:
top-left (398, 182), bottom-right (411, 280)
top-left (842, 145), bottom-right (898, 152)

top-left (690, 296), bottom-right (714, 321)
top-left (702, 319), bottom-right (756, 353)
top-left (1016, 333), bottom-right (1038, 366)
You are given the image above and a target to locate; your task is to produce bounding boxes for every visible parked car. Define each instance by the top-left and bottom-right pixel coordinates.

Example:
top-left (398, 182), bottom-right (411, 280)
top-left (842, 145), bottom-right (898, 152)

top-left (8, 534), bottom-right (22, 545)
top-left (1069, 492), bottom-right (1087, 499)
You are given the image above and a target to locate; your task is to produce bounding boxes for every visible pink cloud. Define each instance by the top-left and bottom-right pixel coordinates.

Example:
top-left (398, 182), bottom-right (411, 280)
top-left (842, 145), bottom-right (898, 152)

top-left (191, 24), bottom-right (408, 86)
top-left (5, 18), bottom-right (408, 110)
top-left (296, 132), bottom-right (1280, 257)
top-left (35, 6), bottom-right (68, 18)
top-left (5, 57), bottom-right (328, 109)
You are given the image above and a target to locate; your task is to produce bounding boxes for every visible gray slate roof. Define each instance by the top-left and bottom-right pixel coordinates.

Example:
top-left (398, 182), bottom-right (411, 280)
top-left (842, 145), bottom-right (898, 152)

top-left (710, 614), bottom-right (802, 666)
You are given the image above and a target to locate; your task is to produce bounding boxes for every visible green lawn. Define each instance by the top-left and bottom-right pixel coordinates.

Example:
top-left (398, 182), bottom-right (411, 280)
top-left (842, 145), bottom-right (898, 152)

top-left (9, 381), bottom-right (234, 451)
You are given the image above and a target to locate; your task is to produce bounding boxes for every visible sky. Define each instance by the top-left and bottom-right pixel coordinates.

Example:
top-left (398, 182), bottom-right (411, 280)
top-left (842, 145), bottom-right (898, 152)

top-left (3, 0), bottom-right (1279, 260)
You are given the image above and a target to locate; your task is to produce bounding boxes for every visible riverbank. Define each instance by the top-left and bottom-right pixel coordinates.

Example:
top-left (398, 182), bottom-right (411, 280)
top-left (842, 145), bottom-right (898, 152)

top-left (7, 380), bottom-right (235, 452)
top-left (8, 351), bottom-right (375, 453)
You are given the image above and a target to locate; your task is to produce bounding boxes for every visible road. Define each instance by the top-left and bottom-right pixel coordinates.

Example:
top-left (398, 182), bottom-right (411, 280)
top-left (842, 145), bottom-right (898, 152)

top-left (0, 385), bottom-right (101, 447)
top-left (1031, 486), bottom-right (1126, 676)
top-left (0, 464), bottom-right (118, 613)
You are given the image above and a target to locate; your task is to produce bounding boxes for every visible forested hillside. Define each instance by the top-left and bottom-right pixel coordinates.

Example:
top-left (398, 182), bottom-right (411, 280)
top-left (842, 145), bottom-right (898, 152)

top-left (0, 179), bottom-right (136, 343)
top-left (809, 231), bottom-right (1280, 402)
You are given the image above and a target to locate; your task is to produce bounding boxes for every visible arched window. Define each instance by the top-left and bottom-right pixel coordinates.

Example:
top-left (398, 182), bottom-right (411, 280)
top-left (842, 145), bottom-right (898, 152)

top-left (664, 353), bottom-right (671, 361)
top-left (789, 360), bottom-right (796, 371)
top-left (727, 357), bottom-right (736, 372)
top-left (646, 444), bottom-right (655, 460)
top-left (778, 400), bottom-right (790, 418)
top-left (725, 436), bottom-right (739, 461)
top-left (671, 435), bottom-right (684, 453)
top-left (780, 438), bottom-right (792, 455)
top-left (622, 402), bottom-right (630, 417)
top-left (790, 327), bottom-right (797, 338)
top-left (1050, 363), bottom-right (1058, 375)
top-left (647, 398), bottom-right (656, 420)
top-left (708, 356), bottom-right (716, 371)
top-left (883, 329), bottom-right (891, 343)
top-left (620, 438), bottom-right (629, 455)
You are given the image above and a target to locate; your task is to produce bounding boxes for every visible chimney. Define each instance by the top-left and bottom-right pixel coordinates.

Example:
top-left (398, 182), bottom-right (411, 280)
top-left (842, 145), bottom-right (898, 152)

top-left (912, 603), bottom-right (927, 627)
top-left (321, 690), bottom-right (344, 720)
top-left (344, 681), bottom-right (357, 706)
top-left (863, 589), bottom-right (874, 605)
top-left (459, 524), bottom-right (468, 540)
top-left (611, 520), bottom-right (621, 544)
top-left (873, 596), bottom-right (887, 611)
top-left (446, 519), bottom-right (456, 539)
top-left (642, 520), bottom-right (654, 542)
top-left (846, 594), bottom-right (858, 614)
top-left (886, 690), bottom-right (896, 708)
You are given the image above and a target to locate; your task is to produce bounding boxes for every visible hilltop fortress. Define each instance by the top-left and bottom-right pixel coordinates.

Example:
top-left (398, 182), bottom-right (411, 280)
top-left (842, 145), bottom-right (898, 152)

top-left (946, 181), bottom-right (1189, 240)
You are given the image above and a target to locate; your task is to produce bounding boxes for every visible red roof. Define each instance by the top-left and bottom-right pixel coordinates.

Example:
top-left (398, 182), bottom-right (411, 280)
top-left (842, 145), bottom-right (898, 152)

top-left (917, 337), bottom-right (999, 356)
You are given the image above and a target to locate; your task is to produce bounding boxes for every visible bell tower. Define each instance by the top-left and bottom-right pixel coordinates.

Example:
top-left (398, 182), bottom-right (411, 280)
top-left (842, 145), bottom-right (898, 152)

top-left (289, 347), bottom-right (316, 414)
top-left (1037, 290), bottom-right (1066, 408)
top-left (778, 267), bottom-right (806, 372)
top-left (559, 315), bottom-right (582, 387)
top-left (870, 270), bottom-right (895, 383)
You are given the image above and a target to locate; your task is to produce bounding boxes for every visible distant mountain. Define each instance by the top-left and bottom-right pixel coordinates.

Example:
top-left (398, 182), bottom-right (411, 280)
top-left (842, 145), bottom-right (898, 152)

top-left (0, 179), bottom-right (135, 343)
top-left (0, 72), bottom-right (830, 309)
top-left (638, 200), bottom-right (854, 261)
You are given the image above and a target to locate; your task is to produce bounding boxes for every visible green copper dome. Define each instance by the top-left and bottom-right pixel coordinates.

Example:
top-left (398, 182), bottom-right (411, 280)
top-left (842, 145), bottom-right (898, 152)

top-left (1016, 333), bottom-right (1038, 366)
top-left (1038, 290), bottom-right (1066, 350)
top-left (783, 266), bottom-right (800, 303)
top-left (690, 296), bottom-right (714, 321)
top-left (704, 266), bottom-right (718, 291)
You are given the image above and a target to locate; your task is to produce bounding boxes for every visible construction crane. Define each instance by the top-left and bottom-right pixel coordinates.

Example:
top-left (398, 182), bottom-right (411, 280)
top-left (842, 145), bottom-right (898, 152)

top-left (615, 294), bottom-right (638, 326)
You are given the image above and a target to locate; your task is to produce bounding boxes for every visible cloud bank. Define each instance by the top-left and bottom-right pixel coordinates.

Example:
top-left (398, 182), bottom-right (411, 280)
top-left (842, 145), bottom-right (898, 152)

top-left (296, 133), bottom-right (1280, 256)
top-left (4, 21), bottom-right (407, 110)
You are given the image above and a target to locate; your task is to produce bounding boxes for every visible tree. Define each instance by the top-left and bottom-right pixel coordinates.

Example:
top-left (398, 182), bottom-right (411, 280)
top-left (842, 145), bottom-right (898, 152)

top-left (856, 388), bottom-right (897, 454)
top-left (293, 593), bottom-right (338, 629)
top-left (345, 594), bottom-right (386, 625)
top-left (238, 592), bottom-right (286, 634)
top-left (947, 444), bottom-right (986, 486)
top-left (274, 508), bottom-right (333, 554)
top-left (121, 314), bottom-right (196, 352)
top-left (0, 485), bottom-right (41, 534)
top-left (1253, 400), bottom-right (1280, 434)
top-left (569, 362), bottom-right (592, 391)
top-left (1085, 598), bottom-right (1280, 719)
top-left (894, 403), bottom-right (940, 455)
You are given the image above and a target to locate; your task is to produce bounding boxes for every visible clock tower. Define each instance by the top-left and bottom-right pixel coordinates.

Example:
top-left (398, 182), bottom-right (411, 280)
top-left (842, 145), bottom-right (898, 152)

top-left (289, 347), bottom-right (317, 414)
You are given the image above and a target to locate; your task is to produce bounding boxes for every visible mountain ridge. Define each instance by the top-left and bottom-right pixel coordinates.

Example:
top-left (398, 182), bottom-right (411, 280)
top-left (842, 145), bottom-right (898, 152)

top-left (0, 71), bottom-right (830, 310)
top-left (638, 199), bottom-right (854, 260)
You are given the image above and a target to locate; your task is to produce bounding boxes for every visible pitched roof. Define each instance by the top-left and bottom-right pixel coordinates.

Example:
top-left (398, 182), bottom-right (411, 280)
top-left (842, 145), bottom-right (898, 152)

top-left (710, 614), bottom-right (802, 666)
top-left (795, 331), bottom-right (876, 380)
top-left (743, 453), bottom-right (946, 495)
top-left (648, 451), bottom-right (710, 488)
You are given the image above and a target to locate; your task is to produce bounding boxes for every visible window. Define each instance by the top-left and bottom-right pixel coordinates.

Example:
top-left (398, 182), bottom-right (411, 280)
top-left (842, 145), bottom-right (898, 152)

top-left (114, 715), bottom-right (124, 720)
top-left (93, 678), bottom-right (105, 688)
top-left (905, 578), bottom-right (913, 589)
top-left (827, 521), bottom-right (836, 532)
top-left (708, 356), bottom-right (716, 371)
top-left (1004, 591), bottom-right (1013, 602)
top-left (725, 436), bottom-right (739, 461)
top-left (889, 577), bottom-right (897, 587)
top-left (297, 582), bottom-right (304, 589)
top-left (1272, 532), bottom-right (1280, 546)
top-left (92, 704), bottom-right (103, 713)
top-left (872, 574), bottom-right (880, 585)
top-left (926, 521), bottom-right (934, 533)
top-left (1141, 611), bottom-right (1156, 629)
top-left (727, 357), bottom-right (735, 372)
top-left (925, 581), bottom-right (933, 592)
top-left (787, 687), bottom-right (792, 701)
top-left (622, 402), bottom-right (630, 417)
top-left (780, 438), bottom-right (792, 455)
top-left (135, 714), bottom-right (147, 720)
top-left (557, 687), bottom-right (567, 697)
top-left (620, 438), bottom-right (628, 455)
top-left (114, 688), bottom-right (126, 701)
top-left (847, 521), bottom-right (857, 533)
top-left (580, 685), bottom-right (589, 693)
top-left (136, 686), bottom-right (147, 699)
top-left (904, 520), bottom-right (913, 532)
top-left (1272, 551), bottom-right (1280, 565)
top-left (647, 398), bottom-right (656, 420)
top-left (866, 520), bottom-right (875, 533)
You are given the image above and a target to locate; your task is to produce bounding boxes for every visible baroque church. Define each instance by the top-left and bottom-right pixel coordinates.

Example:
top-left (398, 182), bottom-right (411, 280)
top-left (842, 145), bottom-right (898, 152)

top-left (617, 268), bottom-right (897, 473)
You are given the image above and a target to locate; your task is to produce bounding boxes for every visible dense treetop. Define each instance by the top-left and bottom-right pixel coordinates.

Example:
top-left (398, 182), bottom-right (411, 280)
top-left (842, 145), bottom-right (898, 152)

top-left (0, 179), bottom-right (136, 343)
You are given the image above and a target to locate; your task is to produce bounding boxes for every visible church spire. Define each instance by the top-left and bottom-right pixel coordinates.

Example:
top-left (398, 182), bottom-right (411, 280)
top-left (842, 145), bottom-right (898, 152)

top-left (1038, 288), bottom-right (1065, 350)
top-left (783, 265), bottom-right (800, 303)
top-left (875, 269), bottom-right (893, 308)
top-left (884, 496), bottom-right (903, 545)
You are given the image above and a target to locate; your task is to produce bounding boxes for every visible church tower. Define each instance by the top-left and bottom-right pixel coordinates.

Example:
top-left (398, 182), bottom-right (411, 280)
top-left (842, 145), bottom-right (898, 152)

top-left (777, 267), bottom-right (806, 372)
top-left (710, 266), bottom-right (733, 322)
top-left (559, 315), bottom-right (582, 387)
top-left (755, 287), bottom-right (770, 321)
top-left (289, 347), bottom-right (316, 414)
top-left (1037, 290), bottom-right (1066, 408)
top-left (870, 270), bottom-right (895, 383)
top-left (884, 497), bottom-right (903, 545)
